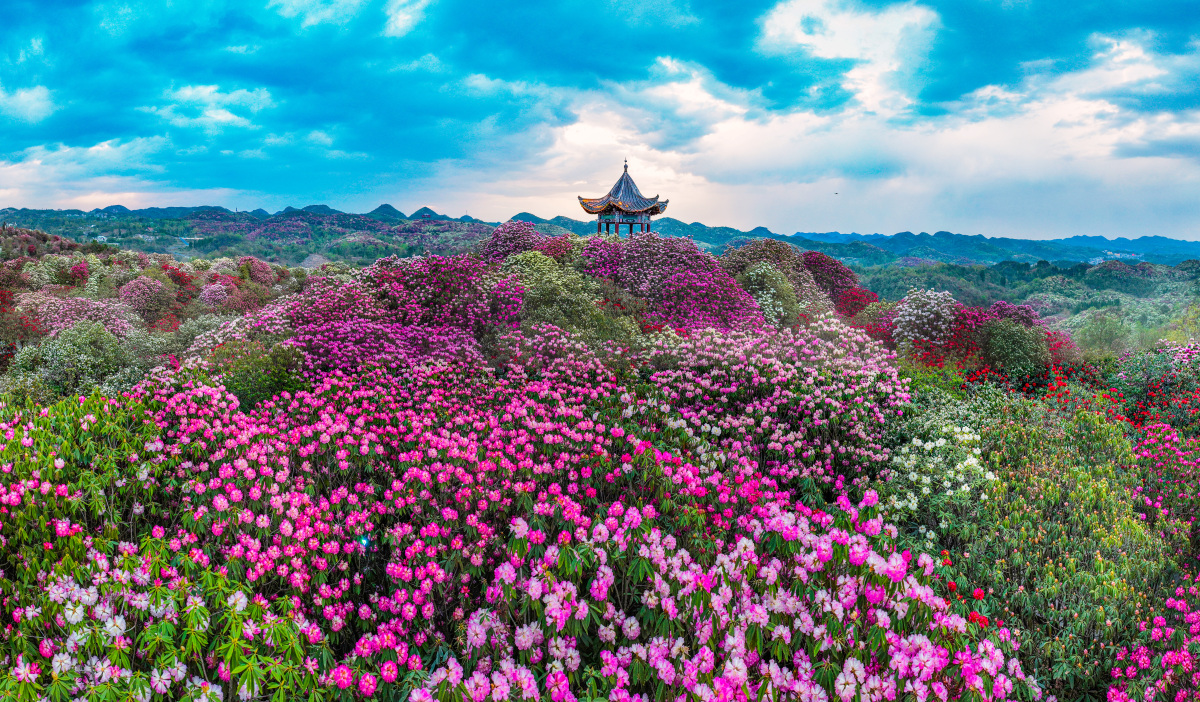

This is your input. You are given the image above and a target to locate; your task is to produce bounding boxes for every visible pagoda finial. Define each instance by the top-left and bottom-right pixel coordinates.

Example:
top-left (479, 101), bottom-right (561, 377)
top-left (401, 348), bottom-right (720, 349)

top-left (624, 158), bottom-right (628, 172)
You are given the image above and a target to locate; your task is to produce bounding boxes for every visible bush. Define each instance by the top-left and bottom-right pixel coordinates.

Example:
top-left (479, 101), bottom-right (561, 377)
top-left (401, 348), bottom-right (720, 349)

top-left (834, 285), bottom-right (879, 317)
top-left (720, 238), bottom-right (833, 317)
top-left (734, 261), bottom-right (801, 327)
top-left (0, 370), bottom-right (56, 405)
top-left (16, 292), bottom-right (140, 337)
top-left (636, 315), bottom-right (910, 488)
top-left (1076, 312), bottom-right (1131, 360)
top-left (238, 255), bottom-right (277, 286)
top-left (897, 359), bottom-right (968, 400)
top-left (879, 415), bottom-right (990, 554)
top-left (10, 320), bottom-right (130, 398)
top-left (118, 275), bottom-right (174, 322)
top-left (500, 250), bottom-right (605, 336)
top-left (581, 233), bottom-right (764, 332)
top-left (477, 219), bottom-right (547, 261)
top-left (893, 289), bottom-right (958, 352)
top-left (0, 394), bottom-right (346, 701)
top-left (1110, 343), bottom-right (1200, 432)
top-left (801, 250), bottom-right (858, 298)
top-left (209, 339), bottom-right (308, 409)
top-left (905, 397), bottom-right (1184, 695)
top-left (976, 318), bottom-right (1051, 379)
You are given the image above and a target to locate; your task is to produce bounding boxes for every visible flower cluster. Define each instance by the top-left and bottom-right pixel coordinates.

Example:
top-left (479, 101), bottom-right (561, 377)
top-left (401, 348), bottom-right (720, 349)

top-left (880, 423), bottom-right (991, 552)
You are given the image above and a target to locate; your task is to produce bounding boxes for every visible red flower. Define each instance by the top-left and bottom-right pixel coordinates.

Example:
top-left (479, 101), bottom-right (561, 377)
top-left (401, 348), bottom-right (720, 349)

top-left (972, 588), bottom-right (985, 600)
top-left (947, 581), bottom-right (957, 592)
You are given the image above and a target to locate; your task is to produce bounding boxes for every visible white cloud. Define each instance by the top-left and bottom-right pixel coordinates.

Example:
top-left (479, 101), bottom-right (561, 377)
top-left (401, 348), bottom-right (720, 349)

top-left (269, 0), bottom-right (370, 27)
top-left (384, 0), bottom-right (435, 37)
top-left (307, 130), bottom-right (334, 146)
top-left (410, 32), bottom-right (1200, 241)
top-left (143, 85), bottom-right (274, 133)
top-left (0, 137), bottom-right (242, 210)
top-left (760, 0), bottom-right (940, 114)
top-left (0, 84), bottom-right (55, 123)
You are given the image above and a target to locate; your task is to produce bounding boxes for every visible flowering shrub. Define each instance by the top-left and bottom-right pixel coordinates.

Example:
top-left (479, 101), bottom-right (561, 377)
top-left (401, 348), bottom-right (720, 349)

top-left (16, 292), bottom-right (140, 337)
top-left (365, 254), bottom-right (506, 334)
top-left (635, 315), bottom-right (910, 487)
top-left (238, 255), bottom-right (277, 286)
top-left (208, 339), bottom-right (308, 409)
top-left (852, 301), bottom-right (897, 345)
top-left (976, 319), bottom-right (1051, 380)
top-left (68, 257), bottom-right (89, 283)
top-left (915, 396), bottom-right (1184, 694)
top-left (893, 289), bottom-right (958, 352)
top-left (720, 239), bottom-right (833, 318)
top-left (733, 262), bottom-right (801, 327)
top-left (477, 219), bottom-right (547, 261)
top-left (0, 394), bottom-right (356, 702)
top-left (1102, 342), bottom-right (1200, 434)
top-left (834, 285), bottom-right (879, 318)
top-left (286, 319), bottom-right (482, 380)
top-left (119, 275), bottom-right (174, 322)
top-left (879, 422), bottom-right (991, 553)
top-left (1107, 571), bottom-right (1200, 702)
top-left (0, 289), bottom-right (42, 371)
top-left (198, 281), bottom-right (229, 308)
top-left (801, 251), bottom-right (858, 299)
top-left (581, 233), bottom-right (764, 332)
top-left (9, 320), bottom-right (131, 398)
top-left (500, 250), bottom-right (606, 336)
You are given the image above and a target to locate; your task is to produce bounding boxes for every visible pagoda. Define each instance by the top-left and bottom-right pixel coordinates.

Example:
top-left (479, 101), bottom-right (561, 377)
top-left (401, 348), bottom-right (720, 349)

top-left (578, 161), bottom-right (668, 236)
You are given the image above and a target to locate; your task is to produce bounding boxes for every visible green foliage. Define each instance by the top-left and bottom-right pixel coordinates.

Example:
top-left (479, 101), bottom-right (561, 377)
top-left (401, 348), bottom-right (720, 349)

top-left (1085, 261), bottom-right (1157, 296)
top-left (887, 393), bottom-right (1181, 695)
top-left (499, 250), bottom-right (639, 344)
top-left (209, 339), bottom-right (307, 410)
top-left (0, 371), bottom-right (57, 406)
top-left (977, 318), bottom-right (1051, 377)
top-left (898, 359), bottom-right (967, 400)
top-left (719, 238), bottom-right (832, 316)
top-left (1075, 313), bottom-right (1130, 361)
top-left (11, 321), bottom-right (129, 398)
top-left (0, 394), bottom-right (332, 702)
top-left (859, 263), bottom-right (1013, 306)
top-left (734, 262), bottom-right (800, 327)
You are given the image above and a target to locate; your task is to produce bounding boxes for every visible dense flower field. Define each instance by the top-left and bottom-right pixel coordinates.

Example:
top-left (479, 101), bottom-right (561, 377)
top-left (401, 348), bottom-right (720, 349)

top-left (2, 222), bottom-right (1200, 701)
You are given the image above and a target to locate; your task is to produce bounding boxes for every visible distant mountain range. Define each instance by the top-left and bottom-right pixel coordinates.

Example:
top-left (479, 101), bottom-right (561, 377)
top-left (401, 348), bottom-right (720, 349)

top-left (3, 203), bottom-right (1199, 267)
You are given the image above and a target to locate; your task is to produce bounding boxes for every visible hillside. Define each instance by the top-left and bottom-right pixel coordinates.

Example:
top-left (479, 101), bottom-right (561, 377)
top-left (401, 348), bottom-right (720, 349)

top-left (5, 204), bottom-right (1200, 268)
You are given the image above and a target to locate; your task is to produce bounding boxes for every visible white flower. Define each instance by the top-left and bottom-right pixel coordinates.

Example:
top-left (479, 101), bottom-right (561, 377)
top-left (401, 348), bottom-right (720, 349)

top-left (52, 652), bottom-right (75, 675)
top-left (226, 591), bottom-right (248, 613)
top-left (104, 615), bottom-right (126, 638)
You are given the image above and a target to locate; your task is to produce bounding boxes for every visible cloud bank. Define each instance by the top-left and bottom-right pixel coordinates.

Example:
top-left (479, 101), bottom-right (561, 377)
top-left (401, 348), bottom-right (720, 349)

top-left (0, 0), bottom-right (1197, 239)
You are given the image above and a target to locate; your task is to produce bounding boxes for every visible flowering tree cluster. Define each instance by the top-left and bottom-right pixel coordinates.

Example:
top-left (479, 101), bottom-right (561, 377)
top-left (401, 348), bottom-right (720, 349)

top-left (0, 311), bottom-right (1041, 701)
top-left (18, 225), bottom-right (1200, 701)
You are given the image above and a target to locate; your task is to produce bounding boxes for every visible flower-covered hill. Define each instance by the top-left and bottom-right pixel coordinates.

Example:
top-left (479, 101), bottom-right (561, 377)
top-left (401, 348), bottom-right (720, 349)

top-left (0, 221), bottom-right (1198, 701)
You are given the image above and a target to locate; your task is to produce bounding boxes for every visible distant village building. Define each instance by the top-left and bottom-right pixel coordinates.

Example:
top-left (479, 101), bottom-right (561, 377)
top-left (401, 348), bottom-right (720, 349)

top-left (579, 161), bottom-right (668, 236)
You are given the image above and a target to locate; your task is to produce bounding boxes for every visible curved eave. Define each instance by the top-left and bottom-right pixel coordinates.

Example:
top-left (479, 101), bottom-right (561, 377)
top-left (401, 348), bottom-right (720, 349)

top-left (578, 196), bottom-right (667, 216)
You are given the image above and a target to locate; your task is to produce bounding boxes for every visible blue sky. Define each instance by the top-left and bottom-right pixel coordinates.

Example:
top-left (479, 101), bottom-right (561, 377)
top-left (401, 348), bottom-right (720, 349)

top-left (1, 0), bottom-right (1199, 239)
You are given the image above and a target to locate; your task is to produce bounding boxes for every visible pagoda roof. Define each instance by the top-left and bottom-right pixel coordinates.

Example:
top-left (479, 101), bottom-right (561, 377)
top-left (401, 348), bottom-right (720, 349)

top-left (579, 164), bottom-right (668, 216)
